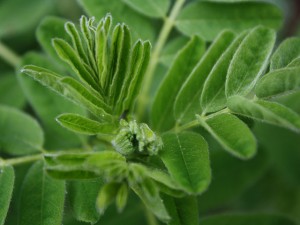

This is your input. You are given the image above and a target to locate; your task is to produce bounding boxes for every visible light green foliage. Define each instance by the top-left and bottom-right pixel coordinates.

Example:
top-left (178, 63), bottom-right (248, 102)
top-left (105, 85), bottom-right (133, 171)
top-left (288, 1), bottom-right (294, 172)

top-left (151, 36), bottom-right (206, 131)
top-left (255, 67), bottom-right (300, 98)
top-left (69, 179), bottom-right (103, 223)
top-left (228, 96), bottom-right (300, 132)
top-left (176, 1), bottom-right (282, 41)
top-left (19, 161), bottom-right (65, 225)
top-left (122, 0), bottom-right (170, 18)
top-left (225, 26), bottom-right (276, 97)
top-left (160, 132), bottom-right (211, 194)
top-left (0, 105), bottom-right (44, 155)
top-left (174, 31), bottom-right (234, 123)
top-left (0, 166), bottom-right (14, 225)
top-left (197, 113), bottom-right (257, 159)
top-left (270, 37), bottom-right (300, 70)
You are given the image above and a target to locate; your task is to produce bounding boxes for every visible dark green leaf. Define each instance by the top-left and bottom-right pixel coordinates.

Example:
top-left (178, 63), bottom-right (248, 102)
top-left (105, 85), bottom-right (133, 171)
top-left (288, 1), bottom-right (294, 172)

top-left (151, 36), bottom-right (205, 131)
top-left (200, 214), bottom-right (297, 225)
top-left (256, 67), bottom-right (300, 98)
top-left (160, 132), bottom-right (211, 194)
top-left (198, 113), bottom-right (257, 159)
top-left (0, 165), bottom-right (14, 225)
top-left (174, 31), bottom-right (235, 123)
top-left (56, 113), bottom-right (116, 135)
top-left (122, 0), bottom-right (170, 18)
top-left (0, 105), bottom-right (43, 155)
top-left (69, 179), bottom-right (103, 223)
top-left (225, 26), bottom-right (276, 97)
top-left (163, 195), bottom-right (199, 225)
top-left (200, 32), bottom-right (247, 113)
top-left (176, 1), bottom-right (282, 41)
top-left (19, 161), bottom-right (65, 225)
top-left (270, 37), bottom-right (300, 71)
top-left (78, 0), bottom-right (156, 42)
top-left (227, 95), bottom-right (300, 132)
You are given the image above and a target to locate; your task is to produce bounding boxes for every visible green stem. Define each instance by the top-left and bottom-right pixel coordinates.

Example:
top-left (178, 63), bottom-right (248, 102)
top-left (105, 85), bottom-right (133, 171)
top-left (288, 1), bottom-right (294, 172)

top-left (144, 207), bottom-right (159, 225)
top-left (137, 0), bottom-right (186, 119)
top-left (0, 41), bottom-right (21, 67)
top-left (1, 154), bottom-right (43, 167)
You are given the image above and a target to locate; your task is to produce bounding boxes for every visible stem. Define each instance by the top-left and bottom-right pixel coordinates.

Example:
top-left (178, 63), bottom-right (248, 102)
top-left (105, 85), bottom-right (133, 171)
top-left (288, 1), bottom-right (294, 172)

top-left (144, 207), bottom-right (159, 225)
top-left (1, 154), bottom-right (43, 167)
top-left (0, 41), bottom-right (21, 67)
top-left (137, 0), bottom-right (186, 118)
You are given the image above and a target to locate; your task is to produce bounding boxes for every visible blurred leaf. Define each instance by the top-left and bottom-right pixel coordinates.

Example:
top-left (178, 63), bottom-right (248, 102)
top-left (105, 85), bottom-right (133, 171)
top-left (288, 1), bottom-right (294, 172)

top-left (163, 195), bottom-right (199, 225)
top-left (270, 37), bottom-right (300, 71)
top-left (0, 165), bottom-right (14, 225)
top-left (176, 1), bottom-right (282, 41)
top-left (151, 36), bottom-right (205, 131)
top-left (0, 0), bottom-right (54, 38)
top-left (255, 67), bottom-right (300, 99)
top-left (122, 0), bottom-right (170, 18)
top-left (228, 95), bottom-right (300, 132)
top-left (198, 113), bottom-right (257, 159)
top-left (160, 132), bottom-right (211, 194)
top-left (0, 73), bottom-right (26, 108)
top-left (200, 32), bottom-right (246, 113)
top-left (96, 182), bottom-right (121, 214)
top-left (116, 183), bottom-right (129, 212)
top-left (69, 179), bottom-right (103, 223)
top-left (18, 52), bottom-right (84, 150)
top-left (174, 31), bottom-right (234, 124)
top-left (56, 113), bottom-right (116, 135)
top-left (0, 105), bottom-right (43, 155)
top-left (19, 161), bottom-right (65, 225)
top-left (78, 0), bottom-right (156, 42)
top-left (225, 26), bottom-right (276, 97)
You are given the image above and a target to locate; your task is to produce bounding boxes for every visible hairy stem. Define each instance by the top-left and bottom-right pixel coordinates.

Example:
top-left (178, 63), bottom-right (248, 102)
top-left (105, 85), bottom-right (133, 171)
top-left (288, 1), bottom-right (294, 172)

top-left (137, 0), bottom-right (186, 119)
top-left (1, 154), bottom-right (43, 167)
top-left (0, 41), bottom-right (21, 67)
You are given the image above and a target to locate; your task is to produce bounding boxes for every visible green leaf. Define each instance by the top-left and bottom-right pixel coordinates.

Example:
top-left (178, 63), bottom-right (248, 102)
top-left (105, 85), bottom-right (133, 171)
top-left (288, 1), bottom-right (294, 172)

top-left (288, 57), bottom-right (300, 68)
top-left (116, 183), bottom-right (129, 212)
top-left (163, 195), bottom-right (199, 225)
top-left (122, 0), bottom-right (170, 18)
top-left (19, 161), bottom-right (65, 225)
top-left (0, 0), bottom-right (53, 38)
top-left (0, 73), bottom-right (26, 108)
top-left (96, 182), bottom-right (121, 214)
top-left (200, 32), bottom-right (247, 114)
top-left (60, 77), bottom-right (112, 121)
top-left (56, 113), bottom-right (116, 135)
top-left (270, 37), bottom-right (300, 71)
top-left (197, 113), bottom-right (257, 159)
top-left (160, 132), bottom-right (211, 194)
top-left (200, 214), bottom-right (298, 225)
top-left (176, 1), bottom-right (282, 41)
top-left (0, 165), bottom-right (14, 225)
top-left (52, 38), bottom-right (100, 91)
top-left (174, 31), bottom-right (235, 123)
top-left (121, 40), bottom-right (151, 113)
top-left (19, 53), bottom-right (84, 150)
top-left (0, 105), bottom-right (43, 155)
top-left (131, 184), bottom-right (170, 223)
top-left (255, 67), bottom-right (300, 99)
top-left (225, 26), bottom-right (276, 97)
top-left (151, 36), bottom-right (206, 131)
top-left (227, 95), bottom-right (300, 132)
top-left (69, 179), bottom-right (103, 223)
top-left (36, 16), bottom-right (70, 65)
top-left (78, 0), bottom-right (156, 42)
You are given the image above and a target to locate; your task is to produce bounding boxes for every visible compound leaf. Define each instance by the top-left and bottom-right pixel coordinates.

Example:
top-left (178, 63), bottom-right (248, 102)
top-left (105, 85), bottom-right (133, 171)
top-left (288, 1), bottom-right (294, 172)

top-left (0, 105), bottom-right (43, 155)
top-left (160, 132), bottom-right (211, 194)
top-left (0, 165), bottom-right (14, 225)
top-left (225, 26), bottom-right (276, 97)
top-left (176, 1), bottom-right (282, 41)
top-left (197, 113), bottom-right (256, 159)
top-left (19, 161), bottom-right (65, 225)
top-left (227, 95), bottom-right (300, 132)
top-left (151, 36), bottom-right (205, 131)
